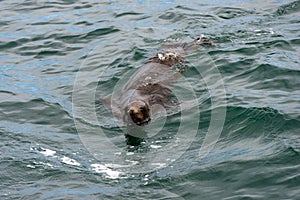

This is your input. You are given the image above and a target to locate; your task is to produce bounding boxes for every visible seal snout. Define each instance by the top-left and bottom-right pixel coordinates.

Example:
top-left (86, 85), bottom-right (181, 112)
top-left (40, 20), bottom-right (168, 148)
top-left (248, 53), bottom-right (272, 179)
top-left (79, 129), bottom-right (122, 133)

top-left (127, 101), bottom-right (151, 126)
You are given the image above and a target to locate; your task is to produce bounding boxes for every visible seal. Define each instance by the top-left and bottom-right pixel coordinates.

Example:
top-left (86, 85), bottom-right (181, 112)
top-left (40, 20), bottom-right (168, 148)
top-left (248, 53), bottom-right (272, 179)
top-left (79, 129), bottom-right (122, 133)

top-left (101, 35), bottom-right (213, 145)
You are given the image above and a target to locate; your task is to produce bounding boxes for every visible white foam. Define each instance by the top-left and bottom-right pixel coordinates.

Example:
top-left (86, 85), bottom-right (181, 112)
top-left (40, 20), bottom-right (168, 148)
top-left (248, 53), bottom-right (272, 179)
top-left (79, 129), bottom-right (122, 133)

top-left (91, 164), bottom-right (123, 179)
top-left (150, 144), bottom-right (162, 149)
top-left (45, 163), bottom-right (54, 168)
top-left (40, 148), bottom-right (56, 157)
top-left (26, 164), bottom-right (35, 169)
top-left (61, 156), bottom-right (81, 166)
top-left (33, 161), bottom-right (54, 168)
top-left (151, 162), bottom-right (167, 168)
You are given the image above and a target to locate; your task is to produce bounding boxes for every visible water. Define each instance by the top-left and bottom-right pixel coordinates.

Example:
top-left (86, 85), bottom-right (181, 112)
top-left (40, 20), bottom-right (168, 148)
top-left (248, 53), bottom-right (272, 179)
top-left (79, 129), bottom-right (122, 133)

top-left (1, 0), bottom-right (300, 199)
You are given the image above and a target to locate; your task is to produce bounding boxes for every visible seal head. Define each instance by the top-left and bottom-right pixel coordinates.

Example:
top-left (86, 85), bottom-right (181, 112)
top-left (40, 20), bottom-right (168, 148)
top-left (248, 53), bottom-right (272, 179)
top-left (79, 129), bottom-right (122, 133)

top-left (127, 100), bottom-right (151, 126)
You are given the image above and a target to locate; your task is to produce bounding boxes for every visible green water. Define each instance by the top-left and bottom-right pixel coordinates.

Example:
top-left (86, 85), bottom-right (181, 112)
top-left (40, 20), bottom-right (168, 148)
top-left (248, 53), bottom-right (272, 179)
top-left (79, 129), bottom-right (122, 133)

top-left (1, 0), bottom-right (300, 199)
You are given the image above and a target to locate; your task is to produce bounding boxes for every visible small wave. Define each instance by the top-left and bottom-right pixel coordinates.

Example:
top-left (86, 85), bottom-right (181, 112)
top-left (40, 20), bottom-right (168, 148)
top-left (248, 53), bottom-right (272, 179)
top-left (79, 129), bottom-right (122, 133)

top-left (114, 12), bottom-right (142, 18)
top-left (273, 0), bottom-right (300, 16)
top-left (0, 98), bottom-right (72, 127)
top-left (214, 7), bottom-right (256, 20)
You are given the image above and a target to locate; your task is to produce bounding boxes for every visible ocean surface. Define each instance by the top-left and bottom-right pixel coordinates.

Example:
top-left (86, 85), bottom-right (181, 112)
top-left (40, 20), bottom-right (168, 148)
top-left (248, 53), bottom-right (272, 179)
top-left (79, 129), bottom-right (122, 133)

top-left (1, 0), bottom-right (300, 199)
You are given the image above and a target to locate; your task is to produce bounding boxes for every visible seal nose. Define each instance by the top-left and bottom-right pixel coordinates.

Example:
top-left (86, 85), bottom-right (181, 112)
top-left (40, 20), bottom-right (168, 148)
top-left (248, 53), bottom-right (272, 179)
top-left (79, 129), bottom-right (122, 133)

top-left (128, 107), bottom-right (138, 115)
top-left (129, 108), bottom-right (143, 120)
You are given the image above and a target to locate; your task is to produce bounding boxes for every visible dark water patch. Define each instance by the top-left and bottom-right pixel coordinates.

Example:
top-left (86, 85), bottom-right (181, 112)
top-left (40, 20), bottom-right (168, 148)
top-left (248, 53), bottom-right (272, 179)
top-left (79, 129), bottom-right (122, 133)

top-left (290, 38), bottom-right (300, 45)
top-left (232, 63), bottom-right (300, 91)
top-left (262, 39), bottom-right (296, 51)
top-left (114, 12), bottom-right (142, 18)
top-left (234, 46), bottom-right (259, 56)
top-left (54, 27), bottom-right (120, 44)
top-left (0, 21), bottom-right (9, 26)
top-left (30, 21), bottom-right (70, 25)
top-left (0, 159), bottom-right (99, 199)
top-left (202, 106), bottom-right (287, 150)
top-left (215, 58), bottom-right (256, 75)
top-left (175, 5), bottom-right (198, 12)
top-left (0, 98), bottom-right (72, 127)
top-left (19, 41), bottom-right (65, 51)
top-left (0, 90), bottom-right (16, 95)
top-left (185, 13), bottom-right (218, 22)
top-left (276, 120), bottom-right (300, 153)
top-left (209, 46), bottom-right (259, 56)
top-left (158, 11), bottom-right (186, 22)
top-left (0, 36), bottom-right (58, 51)
top-left (38, 0), bottom-right (78, 6)
top-left (40, 65), bottom-right (79, 75)
top-left (211, 36), bottom-right (297, 58)
top-left (149, 141), bottom-right (299, 199)
top-left (214, 7), bottom-right (257, 20)
top-left (97, 77), bottom-right (124, 101)
top-left (84, 27), bottom-right (120, 40)
top-left (74, 20), bottom-right (94, 26)
top-left (35, 50), bottom-right (66, 58)
top-left (132, 15), bottom-right (152, 21)
top-left (273, 0), bottom-right (300, 16)
top-left (55, 34), bottom-right (85, 44)
top-left (74, 4), bottom-right (93, 10)
top-left (0, 41), bottom-right (19, 50)
top-left (132, 47), bottom-right (148, 61)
